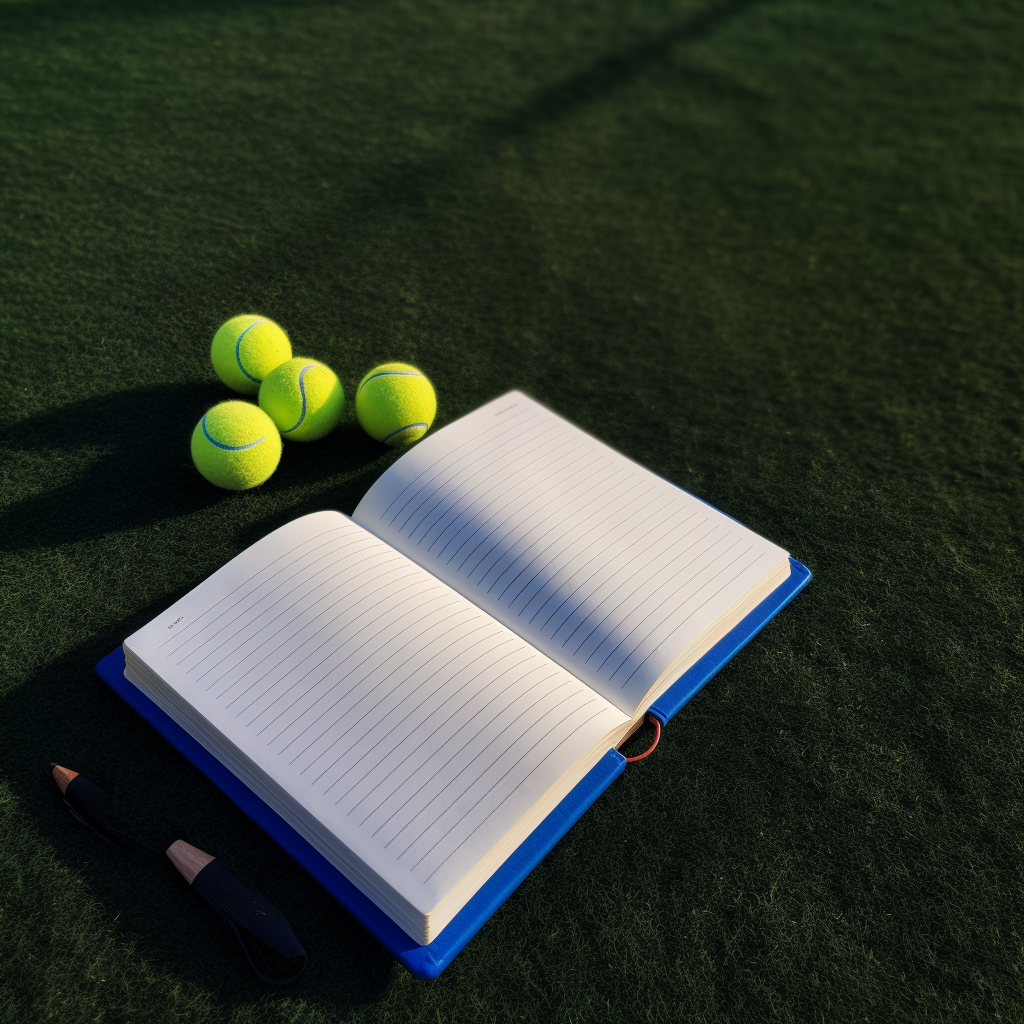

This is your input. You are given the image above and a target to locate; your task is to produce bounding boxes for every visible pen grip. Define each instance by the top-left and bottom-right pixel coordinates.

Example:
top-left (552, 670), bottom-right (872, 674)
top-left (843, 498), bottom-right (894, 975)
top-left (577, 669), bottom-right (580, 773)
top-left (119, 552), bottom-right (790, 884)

top-left (191, 858), bottom-right (306, 960)
top-left (65, 774), bottom-right (113, 823)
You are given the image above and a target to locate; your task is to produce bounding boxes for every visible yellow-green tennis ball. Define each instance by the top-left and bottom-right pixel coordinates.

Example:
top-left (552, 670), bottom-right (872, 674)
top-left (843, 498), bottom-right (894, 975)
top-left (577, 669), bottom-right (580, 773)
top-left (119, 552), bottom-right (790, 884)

top-left (258, 357), bottom-right (345, 442)
top-left (355, 362), bottom-right (437, 445)
top-left (191, 401), bottom-right (282, 490)
top-left (210, 315), bottom-right (292, 394)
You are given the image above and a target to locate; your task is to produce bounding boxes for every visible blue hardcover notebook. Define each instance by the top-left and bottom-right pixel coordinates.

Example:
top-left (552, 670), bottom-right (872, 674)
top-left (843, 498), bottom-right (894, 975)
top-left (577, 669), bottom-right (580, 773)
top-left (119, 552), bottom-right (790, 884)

top-left (96, 558), bottom-right (809, 978)
top-left (101, 392), bottom-right (811, 977)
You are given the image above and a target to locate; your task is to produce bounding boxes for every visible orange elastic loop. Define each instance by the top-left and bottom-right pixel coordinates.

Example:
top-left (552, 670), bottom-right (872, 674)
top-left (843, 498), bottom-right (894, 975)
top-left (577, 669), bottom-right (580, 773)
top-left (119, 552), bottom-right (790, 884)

top-left (624, 714), bottom-right (662, 763)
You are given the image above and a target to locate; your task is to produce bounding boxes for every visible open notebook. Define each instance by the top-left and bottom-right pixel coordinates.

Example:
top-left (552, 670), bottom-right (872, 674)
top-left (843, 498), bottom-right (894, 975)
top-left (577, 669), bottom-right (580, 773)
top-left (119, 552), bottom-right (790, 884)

top-left (111, 391), bottom-right (809, 969)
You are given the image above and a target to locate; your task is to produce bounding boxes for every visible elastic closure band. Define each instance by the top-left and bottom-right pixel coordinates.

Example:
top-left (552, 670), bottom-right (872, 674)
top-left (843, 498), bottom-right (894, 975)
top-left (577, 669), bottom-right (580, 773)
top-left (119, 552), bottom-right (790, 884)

top-left (624, 714), bottom-right (662, 763)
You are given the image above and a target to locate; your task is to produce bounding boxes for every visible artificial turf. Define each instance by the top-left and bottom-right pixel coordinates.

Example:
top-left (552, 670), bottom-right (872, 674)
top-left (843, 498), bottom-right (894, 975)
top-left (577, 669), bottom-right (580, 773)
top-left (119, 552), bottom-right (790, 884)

top-left (1, 0), bottom-right (1021, 1021)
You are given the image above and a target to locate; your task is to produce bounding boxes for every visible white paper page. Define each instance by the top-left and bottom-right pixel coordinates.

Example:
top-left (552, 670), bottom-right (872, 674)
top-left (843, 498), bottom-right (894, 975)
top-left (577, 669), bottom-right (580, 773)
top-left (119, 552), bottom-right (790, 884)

top-left (353, 393), bottom-right (790, 716)
top-left (125, 511), bottom-right (627, 924)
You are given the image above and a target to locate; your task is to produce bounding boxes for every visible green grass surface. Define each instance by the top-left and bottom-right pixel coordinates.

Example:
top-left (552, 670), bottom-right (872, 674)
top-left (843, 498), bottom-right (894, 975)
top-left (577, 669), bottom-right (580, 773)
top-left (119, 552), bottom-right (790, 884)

top-left (1, 1), bottom-right (1021, 1020)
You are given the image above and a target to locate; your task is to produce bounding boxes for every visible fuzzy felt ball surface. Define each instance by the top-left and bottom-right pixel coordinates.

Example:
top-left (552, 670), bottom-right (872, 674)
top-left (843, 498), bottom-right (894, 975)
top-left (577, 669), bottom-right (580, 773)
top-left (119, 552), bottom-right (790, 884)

top-left (211, 315), bottom-right (292, 395)
top-left (190, 400), bottom-right (282, 489)
top-left (258, 357), bottom-right (345, 442)
top-left (355, 362), bottom-right (437, 445)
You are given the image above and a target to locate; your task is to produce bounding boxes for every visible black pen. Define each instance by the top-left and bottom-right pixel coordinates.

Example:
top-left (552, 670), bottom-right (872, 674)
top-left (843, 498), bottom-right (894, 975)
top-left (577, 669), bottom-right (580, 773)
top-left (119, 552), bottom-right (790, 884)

top-left (52, 765), bottom-right (306, 984)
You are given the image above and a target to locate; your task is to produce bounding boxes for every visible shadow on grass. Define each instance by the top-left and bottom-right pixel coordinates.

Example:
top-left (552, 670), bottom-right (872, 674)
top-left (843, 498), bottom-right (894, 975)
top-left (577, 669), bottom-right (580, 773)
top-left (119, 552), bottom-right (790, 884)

top-left (0, 383), bottom-right (388, 552)
top-left (1, 625), bottom-right (395, 1005)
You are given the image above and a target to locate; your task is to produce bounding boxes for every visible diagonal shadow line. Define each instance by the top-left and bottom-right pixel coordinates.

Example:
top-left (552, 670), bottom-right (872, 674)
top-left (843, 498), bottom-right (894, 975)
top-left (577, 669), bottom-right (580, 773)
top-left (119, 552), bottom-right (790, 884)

top-left (486, 0), bottom-right (765, 139)
top-left (287, 0), bottom-right (768, 244)
top-left (1, 0), bottom-right (767, 231)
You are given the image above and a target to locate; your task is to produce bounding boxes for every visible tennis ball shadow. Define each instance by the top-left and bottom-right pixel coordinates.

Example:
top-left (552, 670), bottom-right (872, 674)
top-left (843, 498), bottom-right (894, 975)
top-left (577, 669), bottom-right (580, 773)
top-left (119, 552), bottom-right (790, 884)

top-left (1, 629), bottom-right (393, 1003)
top-left (1, 383), bottom-right (386, 552)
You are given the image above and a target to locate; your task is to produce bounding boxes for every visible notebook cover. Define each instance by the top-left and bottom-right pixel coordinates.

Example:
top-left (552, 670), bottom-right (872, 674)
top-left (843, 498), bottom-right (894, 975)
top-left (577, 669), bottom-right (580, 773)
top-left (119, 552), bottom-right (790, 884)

top-left (95, 646), bottom-right (625, 977)
top-left (94, 557), bottom-right (809, 977)
top-left (648, 557), bottom-right (811, 724)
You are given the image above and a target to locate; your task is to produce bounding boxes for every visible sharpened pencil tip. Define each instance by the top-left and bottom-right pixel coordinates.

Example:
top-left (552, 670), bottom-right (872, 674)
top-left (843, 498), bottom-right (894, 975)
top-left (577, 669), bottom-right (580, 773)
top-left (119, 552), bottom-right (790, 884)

top-left (52, 765), bottom-right (79, 796)
top-left (166, 839), bottom-right (216, 885)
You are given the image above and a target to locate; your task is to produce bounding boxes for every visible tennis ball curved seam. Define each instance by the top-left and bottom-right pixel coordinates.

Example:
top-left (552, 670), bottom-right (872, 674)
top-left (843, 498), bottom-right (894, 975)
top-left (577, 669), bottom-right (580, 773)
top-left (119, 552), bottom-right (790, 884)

top-left (201, 414), bottom-right (267, 451)
top-left (211, 315), bottom-right (291, 395)
top-left (381, 422), bottom-right (429, 443)
top-left (355, 362), bottom-right (436, 445)
top-left (234, 319), bottom-right (269, 384)
top-left (280, 363), bottom-right (315, 434)
top-left (258, 357), bottom-right (344, 442)
top-left (356, 369), bottom-right (423, 395)
top-left (191, 401), bottom-right (281, 489)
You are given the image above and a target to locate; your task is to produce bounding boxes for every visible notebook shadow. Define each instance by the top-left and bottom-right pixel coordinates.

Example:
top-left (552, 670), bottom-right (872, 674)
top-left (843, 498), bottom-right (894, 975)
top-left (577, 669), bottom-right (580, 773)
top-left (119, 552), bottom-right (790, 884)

top-left (1, 383), bottom-right (388, 553)
top-left (2, 627), bottom-right (395, 1004)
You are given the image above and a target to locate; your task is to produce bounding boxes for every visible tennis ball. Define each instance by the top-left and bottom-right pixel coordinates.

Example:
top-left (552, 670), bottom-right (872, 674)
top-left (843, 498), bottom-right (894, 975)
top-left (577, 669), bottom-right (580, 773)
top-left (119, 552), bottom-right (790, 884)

top-left (211, 315), bottom-right (292, 394)
top-left (259, 357), bottom-right (345, 442)
top-left (191, 401), bottom-right (282, 490)
top-left (355, 362), bottom-right (437, 445)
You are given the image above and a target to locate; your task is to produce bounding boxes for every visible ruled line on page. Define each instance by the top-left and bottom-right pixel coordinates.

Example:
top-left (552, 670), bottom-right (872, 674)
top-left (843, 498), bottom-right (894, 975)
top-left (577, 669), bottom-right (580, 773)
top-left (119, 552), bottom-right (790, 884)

top-left (179, 541), bottom-right (392, 675)
top-left (160, 524), bottom-right (351, 654)
top-left (429, 441), bottom-right (619, 558)
top-left (383, 407), bottom-right (543, 527)
top-left (228, 578), bottom-right (441, 715)
top-left (389, 682), bottom-right (583, 857)
top-left (429, 462), bottom-right (630, 570)
top-left (596, 539), bottom-right (751, 678)
top-left (464, 462), bottom-right (636, 591)
top-left (396, 429), bottom-right (585, 552)
top-left (279, 610), bottom-right (485, 761)
top-left (611, 545), bottom-right (766, 687)
top-left (394, 419), bottom-right (564, 538)
top-left (225, 575), bottom-right (441, 713)
top-left (401, 427), bottom-right (584, 544)
top-left (559, 513), bottom-right (706, 659)
top-left (300, 621), bottom-right (508, 780)
top-left (354, 654), bottom-right (543, 823)
top-left (245, 589), bottom-right (465, 734)
top-left (576, 534), bottom-right (743, 679)
top-left (380, 404), bottom-right (537, 524)
top-left (325, 647), bottom-right (554, 809)
top-left (187, 541), bottom-right (388, 671)
top-left (255, 601), bottom-right (474, 751)
top-left (454, 474), bottom-right (657, 592)
top-left (448, 450), bottom-right (619, 580)
top-left (323, 644), bottom-right (532, 799)
top-left (488, 482), bottom-right (664, 605)
top-left (473, 472), bottom-right (662, 603)
top-left (593, 540), bottom-right (753, 684)
top-left (207, 557), bottom-right (423, 700)
top-left (419, 703), bottom-right (611, 882)
top-left (491, 471), bottom-right (667, 622)
top-left (328, 662), bottom-right (560, 828)
top-left (532, 518), bottom-right (717, 641)
top-left (501, 490), bottom-right (679, 616)
top-left (190, 553), bottom-right (413, 688)
top-left (397, 689), bottom-right (599, 867)
top-left (354, 666), bottom-right (578, 839)
top-left (553, 523), bottom-right (730, 653)
top-left (364, 667), bottom-right (561, 835)
top-left (521, 502), bottom-right (713, 642)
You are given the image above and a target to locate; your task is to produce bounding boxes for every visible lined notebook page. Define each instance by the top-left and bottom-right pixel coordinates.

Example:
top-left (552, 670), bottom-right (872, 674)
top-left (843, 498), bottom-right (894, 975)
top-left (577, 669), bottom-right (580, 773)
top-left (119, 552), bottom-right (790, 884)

top-left (124, 512), bottom-right (627, 931)
top-left (353, 392), bottom-right (790, 716)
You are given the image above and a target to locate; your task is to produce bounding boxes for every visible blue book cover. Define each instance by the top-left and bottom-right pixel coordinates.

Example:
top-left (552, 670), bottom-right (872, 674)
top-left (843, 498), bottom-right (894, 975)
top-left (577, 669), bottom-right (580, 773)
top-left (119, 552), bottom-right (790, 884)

top-left (95, 557), bottom-right (809, 978)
